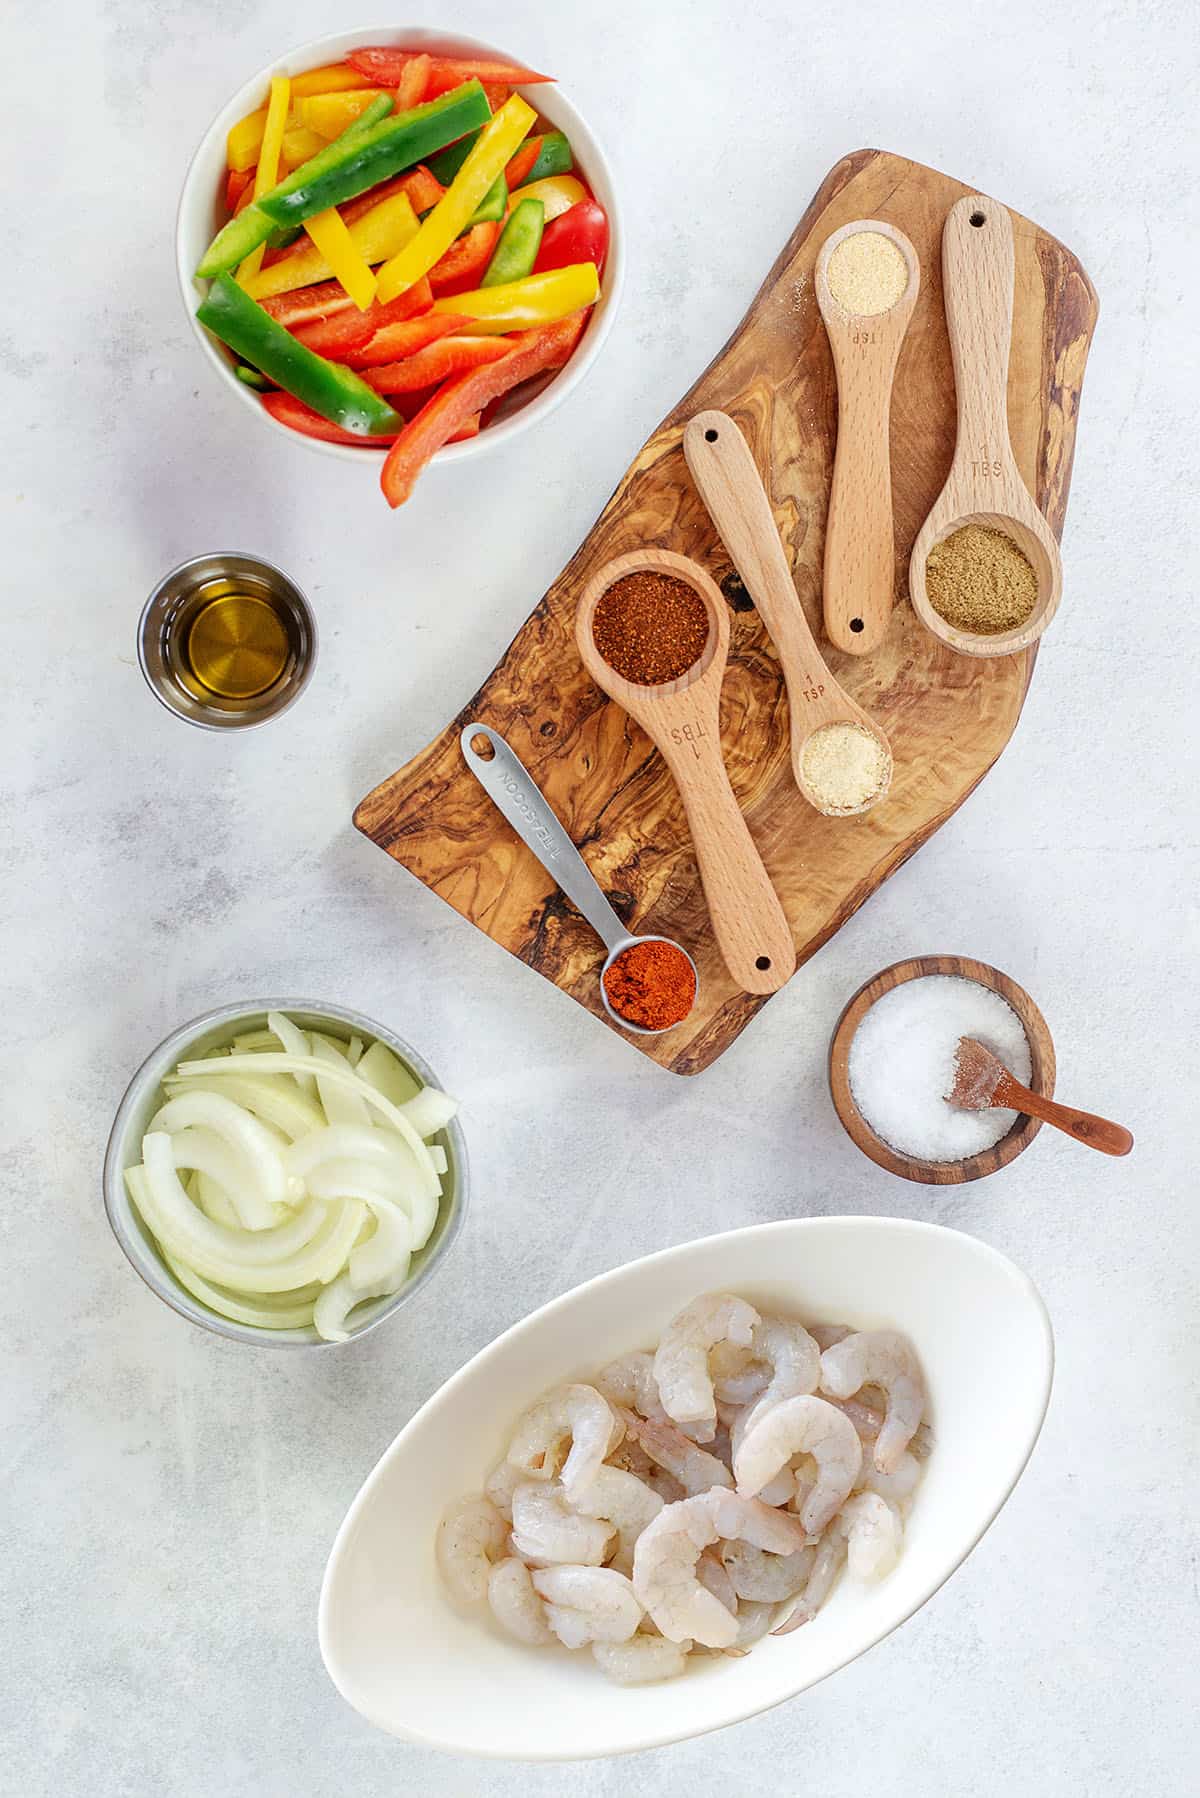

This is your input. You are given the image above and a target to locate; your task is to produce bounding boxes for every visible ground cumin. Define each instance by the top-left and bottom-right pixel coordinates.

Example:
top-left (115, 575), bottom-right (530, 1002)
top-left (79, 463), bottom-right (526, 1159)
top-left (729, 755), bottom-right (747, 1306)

top-left (800, 721), bottom-right (890, 813)
top-left (926, 524), bottom-right (1037, 633)
top-left (591, 572), bottom-right (710, 685)
top-left (603, 939), bottom-right (696, 1031)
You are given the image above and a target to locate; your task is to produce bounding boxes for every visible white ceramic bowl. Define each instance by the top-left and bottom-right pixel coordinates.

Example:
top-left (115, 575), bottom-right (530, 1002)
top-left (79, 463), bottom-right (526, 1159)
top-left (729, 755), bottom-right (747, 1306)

top-left (103, 999), bottom-right (468, 1348)
top-left (177, 27), bottom-right (623, 467)
top-left (319, 1217), bottom-right (1053, 1759)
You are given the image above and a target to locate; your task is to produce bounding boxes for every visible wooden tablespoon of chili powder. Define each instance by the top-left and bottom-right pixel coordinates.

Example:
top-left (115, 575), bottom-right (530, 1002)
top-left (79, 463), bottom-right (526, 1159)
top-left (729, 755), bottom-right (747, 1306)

top-left (602, 939), bottom-right (697, 1032)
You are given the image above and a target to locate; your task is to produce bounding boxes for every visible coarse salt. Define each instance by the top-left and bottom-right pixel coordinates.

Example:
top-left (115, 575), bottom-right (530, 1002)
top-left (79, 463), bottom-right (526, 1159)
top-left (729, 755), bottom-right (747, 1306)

top-left (847, 975), bottom-right (1033, 1162)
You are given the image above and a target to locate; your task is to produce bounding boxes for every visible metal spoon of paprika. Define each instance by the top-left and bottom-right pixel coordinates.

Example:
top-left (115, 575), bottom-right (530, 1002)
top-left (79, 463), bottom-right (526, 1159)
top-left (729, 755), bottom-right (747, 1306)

top-left (460, 723), bottom-right (698, 1036)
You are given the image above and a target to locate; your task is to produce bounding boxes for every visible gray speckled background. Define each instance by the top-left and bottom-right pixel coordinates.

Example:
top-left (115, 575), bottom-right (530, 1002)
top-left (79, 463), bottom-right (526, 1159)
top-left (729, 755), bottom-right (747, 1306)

top-left (3, 1), bottom-right (1197, 1792)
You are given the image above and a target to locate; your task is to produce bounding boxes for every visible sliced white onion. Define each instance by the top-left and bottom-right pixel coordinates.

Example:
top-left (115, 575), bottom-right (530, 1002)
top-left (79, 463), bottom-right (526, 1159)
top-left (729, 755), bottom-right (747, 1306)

top-left (310, 1034), bottom-right (372, 1128)
top-left (192, 1168), bottom-right (240, 1230)
top-left (348, 1199), bottom-right (412, 1291)
top-left (346, 1034), bottom-right (364, 1067)
top-left (137, 1136), bottom-right (327, 1266)
top-left (163, 1252), bottom-right (319, 1331)
top-left (266, 1011), bottom-right (316, 1096)
top-left (313, 1259), bottom-right (411, 1343)
top-left (164, 1071), bottom-right (326, 1142)
top-left (357, 1040), bottom-right (421, 1106)
top-left (429, 1144), bottom-right (448, 1176)
top-left (148, 1091), bottom-right (287, 1218)
top-left (400, 1087), bottom-right (459, 1140)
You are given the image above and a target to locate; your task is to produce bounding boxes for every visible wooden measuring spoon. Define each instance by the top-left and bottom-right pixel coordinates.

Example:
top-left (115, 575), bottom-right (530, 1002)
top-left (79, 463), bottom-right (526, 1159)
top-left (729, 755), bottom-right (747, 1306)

top-left (576, 549), bottom-right (795, 995)
top-left (816, 220), bottom-right (919, 656)
top-left (948, 1037), bottom-right (1133, 1156)
top-left (683, 409), bottom-right (893, 816)
top-left (909, 195), bottom-right (1063, 658)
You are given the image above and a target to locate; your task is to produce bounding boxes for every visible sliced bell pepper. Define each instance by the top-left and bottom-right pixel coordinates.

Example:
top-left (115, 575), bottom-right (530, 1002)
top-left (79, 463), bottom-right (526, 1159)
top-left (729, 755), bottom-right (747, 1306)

top-left (226, 166), bottom-right (254, 212)
top-left (426, 129), bottom-right (478, 185)
top-left (235, 364), bottom-right (272, 390)
top-left (365, 334), bottom-right (509, 392)
top-left (468, 173), bottom-right (508, 228)
top-left (290, 64), bottom-right (375, 98)
top-left (507, 174), bottom-right (587, 223)
top-left (298, 89), bottom-right (388, 139)
top-left (375, 95), bottom-right (535, 302)
top-left (348, 311), bottom-right (467, 367)
top-left (197, 274), bottom-right (402, 435)
top-left (380, 313), bottom-right (585, 506)
top-left (503, 140), bottom-right (540, 192)
top-left (346, 48), bottom-right (551, 92)
top-left (198, 81), bottom-right (490, 277)
top-left (244, 191), bottom-right (419, 300)
top-left (400, 163), bottom-right (445, 213)
top-left (237, 76), bottom-right (291, 287)
top-left (481, 197), bottom-right (544, 286)
top-left (292, 291), bottom-right (444, 357)
top-left (392, 51), bottom-right (431, 110)
top-left (427, 222), bottom-right (501, 296)
top-left (533, 199), bottom-right (609, 278)
top-left (429, 261), bottom-right (599, 333)
top-left (280, 125), bottom-right (330, 171)
top-left (520, 131), bottom-right (573, 184)
top-left (263, 389), bottom-right (478, 444)
top-left (262, 274), bottom-right (432, 333)
top-left (301, 208), bottom-right (377, 310)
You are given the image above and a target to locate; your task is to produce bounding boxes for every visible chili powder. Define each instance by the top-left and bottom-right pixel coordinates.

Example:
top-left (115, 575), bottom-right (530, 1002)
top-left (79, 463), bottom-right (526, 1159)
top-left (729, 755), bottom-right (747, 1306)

top-left (591, 572), bottom-right (710, 685)
top-left (603, 939), bottom-right (696, 1031)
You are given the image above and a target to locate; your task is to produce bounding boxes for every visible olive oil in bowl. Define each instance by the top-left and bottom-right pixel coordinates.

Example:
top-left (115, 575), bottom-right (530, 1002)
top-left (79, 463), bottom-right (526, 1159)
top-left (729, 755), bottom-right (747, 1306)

top-left (139, 553), bottom-right (316, 730)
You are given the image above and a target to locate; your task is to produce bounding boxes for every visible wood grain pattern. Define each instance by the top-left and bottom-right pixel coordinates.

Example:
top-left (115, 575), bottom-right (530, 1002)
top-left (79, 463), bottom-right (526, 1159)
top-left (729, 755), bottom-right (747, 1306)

top-left (816, 220), bottom-right (920, 655)
top-left (909, 195), bottom-right (1065, 656)
top-left (354, 150), bottom-right (1099, 1076)
top-left (827, 956), bottom-right (1057, 1184)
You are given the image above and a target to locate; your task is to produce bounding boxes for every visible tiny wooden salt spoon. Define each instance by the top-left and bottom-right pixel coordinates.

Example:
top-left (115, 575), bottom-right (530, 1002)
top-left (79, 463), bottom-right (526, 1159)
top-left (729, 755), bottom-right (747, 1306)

top-left (947, 1037), bottom-right (1133, 1157)
top-left (909, 195), bottom-right (1064, 658)
top-left (683, 409), bottom-right (892, 815)
top-left (576, 549), bottom-right (795, 995)
top-left (815, 219), bottom-right (919, 656)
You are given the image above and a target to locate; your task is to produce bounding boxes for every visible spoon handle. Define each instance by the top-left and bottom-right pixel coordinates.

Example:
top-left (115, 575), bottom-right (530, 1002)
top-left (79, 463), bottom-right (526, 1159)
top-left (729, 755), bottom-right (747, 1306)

top-left (942, 195), bottom-right (1017, 471)
top-left (683, 411), bottom-right (858, 766)
top-left (992, 1069), bottom-right (1134, 1157)
top-left (646, 689), bottom-right (795, 994)
top-left (460, 724), bottom-right (628, 955)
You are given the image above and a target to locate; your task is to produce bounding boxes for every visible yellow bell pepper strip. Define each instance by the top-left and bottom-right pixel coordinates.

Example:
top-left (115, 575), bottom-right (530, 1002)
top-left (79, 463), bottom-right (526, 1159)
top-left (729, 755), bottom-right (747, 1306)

top-left (198, 82), bottom-right (489, 279)
top-left (290, 63), bottom-right (375, 98)
top-left (302, 208), bottom-right (377, 310)
top-left (244, 191), bottom-right (419, 301)
top-left (226, 68), bottom-right (375, 167)
top-left (506, 174), bottom-right (587, 224)
top-left (237, 77), bottom-right (291, 287)
top-left (375, 94), bottom-right (536, 303)
top-left (428, 261), bottom-right (599, 334)
top-left (196, 273), bottom-right (401, 436)
top-left (280, 125), bottom-right (332, 171)
top-left (298, 89), bottom-right (387, 140)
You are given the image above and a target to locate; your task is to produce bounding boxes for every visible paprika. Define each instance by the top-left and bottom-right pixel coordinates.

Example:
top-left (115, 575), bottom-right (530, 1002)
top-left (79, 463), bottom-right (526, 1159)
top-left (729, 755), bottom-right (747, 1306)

top-left (603, 940), bottom-right (697, 1031)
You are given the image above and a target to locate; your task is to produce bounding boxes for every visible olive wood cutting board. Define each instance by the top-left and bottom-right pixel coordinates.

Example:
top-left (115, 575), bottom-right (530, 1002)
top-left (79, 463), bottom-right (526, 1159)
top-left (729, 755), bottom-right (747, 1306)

top-left (355, 149), bottom-right (1098, 1075)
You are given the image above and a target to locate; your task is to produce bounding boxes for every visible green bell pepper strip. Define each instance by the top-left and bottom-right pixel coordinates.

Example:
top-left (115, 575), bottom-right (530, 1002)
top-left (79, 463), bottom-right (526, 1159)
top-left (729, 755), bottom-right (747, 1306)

top-left (427, 129), bottom-right (480, 185)
top-left (523, 131), bottom-right (573, 183)
top-left (197, 81), bottom-right (491, 278)
top-left (468, 172), bottom-right (508, 227)
top-left (197, 275), bottom-right (401, 435)
top-left (263, 94), bottom-right (395, 252)
top-left (481, 197), bottom-right (545, 286)
top-left (425, 128), bottom-right (508, 226)
top-left (234, 364), bottom-right (272, 391)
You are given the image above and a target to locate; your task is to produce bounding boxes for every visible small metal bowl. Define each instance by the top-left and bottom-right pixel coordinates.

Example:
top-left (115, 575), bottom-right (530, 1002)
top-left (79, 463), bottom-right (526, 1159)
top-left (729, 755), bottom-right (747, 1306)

top-left (828, 955), bottom-right (1056, 1185)
top-left (103, 1000), bottom-right (469, 1347)
top-left (138, 551), bottom-right (316, 730)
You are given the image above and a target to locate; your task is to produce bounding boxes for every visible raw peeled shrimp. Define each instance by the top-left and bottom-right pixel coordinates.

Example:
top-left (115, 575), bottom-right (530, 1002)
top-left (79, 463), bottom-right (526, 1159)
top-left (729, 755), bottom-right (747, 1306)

top-left (819, 1332), bottom-right (926, 1473)
top-left (653, 1294), bottom-right (759, 1440)
top-left (436, 1495), bottom-right (507, 1604)
top-left (506, 1384), bottom-right (622, 1500)
top-left (483, 1458), bottom-right (526, 1521)
top-left (825, 1392), bottom-right (934, 1462)
top-left (696, 1548), bottom-right (739, 1616)
top-left (621, 1408), bottom-right (734, 1497)
top-left (853, 1448), bottom-right (922, 1507)
top-left (510, 1482), bottom-right (614, 1566)
top-left (729, 1599), bottom-right (776, 1650)
top-left (775, 1492), bottom-right (903, 1634)
top-left (594, 1352), bottom-right (669, 1424)
top-left (720, 1540), bottom-right (814, 1603)
top-left (632, 1488), bottom-right (808, 1648)
top-left (573, 1465), bottom-right (664, 1567)
top-left (487, 1557), bottom-right (554, 1645)
top-left (530, 1565), bottom-right (643, 1648)
top-left (733, 1395), bottom-right (862, 1534)
top-left (592, 1634), bottom-right (691, 1684)
top-left (734, 1315), bottom-right (822, 1443)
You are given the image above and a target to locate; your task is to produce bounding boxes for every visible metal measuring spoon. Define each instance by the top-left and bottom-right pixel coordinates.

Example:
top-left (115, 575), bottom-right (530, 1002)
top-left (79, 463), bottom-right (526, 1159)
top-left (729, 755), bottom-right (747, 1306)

top-left (460, 723), bottom-right (698, 1036)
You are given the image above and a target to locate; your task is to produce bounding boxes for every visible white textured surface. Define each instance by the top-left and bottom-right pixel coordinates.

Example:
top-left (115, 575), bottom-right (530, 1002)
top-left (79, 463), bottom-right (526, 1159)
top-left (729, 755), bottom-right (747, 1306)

top-left (3, 1), bottom-right (1197, 1792)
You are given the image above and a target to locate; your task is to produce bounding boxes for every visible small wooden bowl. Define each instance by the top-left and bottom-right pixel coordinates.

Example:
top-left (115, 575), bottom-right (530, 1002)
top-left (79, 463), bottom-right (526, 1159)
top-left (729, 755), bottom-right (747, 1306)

top-left (828, 955), bottom-right (1056, 1184)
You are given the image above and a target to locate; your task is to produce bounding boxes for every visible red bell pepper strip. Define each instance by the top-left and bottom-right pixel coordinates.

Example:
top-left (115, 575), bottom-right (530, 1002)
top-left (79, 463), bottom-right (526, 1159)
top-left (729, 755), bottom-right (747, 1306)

top-left (262, 274), bottom-right (433, 333)
top-left (533, 200), bottom-right (609, 277)
top-left (380, 312), bottom-right (585, 506)
top-left (392, 51), bottom-right (431, 110)
top-left (365, 334), bottom-right (510, 393)
top-left (348, 312), bottom-right (469, 367)
top-left (226, 166), bottom-right (255, 212)
top-left (428, 221), bottom-right (501, 295)
top-left (346, 48), bottom-right (551, 92)
top-left (264, 389), bottom-right (480, 445)
top-left (503, 139), bottom-right (540, 191)
top-left (290, 287), bottom-right (440, 356)
top-left (400, 163), bottom-right (445, 213)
